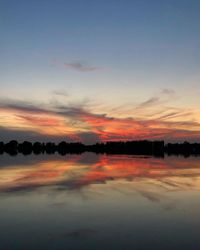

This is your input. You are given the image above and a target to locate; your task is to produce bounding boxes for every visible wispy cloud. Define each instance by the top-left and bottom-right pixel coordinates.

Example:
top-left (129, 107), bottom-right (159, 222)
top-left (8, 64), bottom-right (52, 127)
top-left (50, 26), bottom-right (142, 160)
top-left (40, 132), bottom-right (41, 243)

top-left (137, 97), bottom-right (160, 108)
top-left (136, 89), bottom-right (176, 110)
top-left (0, 99), bottom-right (50, 114)
top-left (52, 90), bottom-right (69, 98)
top-left (51, 59), bottom-right (102, 72)
top-left (64, 62), bottom-right (101, 72)
top-left (0, 97), bottom-right (200, 143)
top-left (161, 88), bottom-right (175, 95)
top-left (18, 115), bottom-right (61, 127)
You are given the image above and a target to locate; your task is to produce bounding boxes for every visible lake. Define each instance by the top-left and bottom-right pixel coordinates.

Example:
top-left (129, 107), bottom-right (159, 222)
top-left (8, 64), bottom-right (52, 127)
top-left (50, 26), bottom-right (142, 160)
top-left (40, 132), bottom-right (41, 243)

top-left (0, 153), bottom-right (200, 250)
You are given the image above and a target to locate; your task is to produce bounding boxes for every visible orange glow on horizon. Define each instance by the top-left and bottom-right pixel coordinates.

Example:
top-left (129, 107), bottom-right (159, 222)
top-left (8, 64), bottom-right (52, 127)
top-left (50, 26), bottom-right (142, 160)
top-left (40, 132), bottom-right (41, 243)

top-left (0, 104), bottom-right (200, 142)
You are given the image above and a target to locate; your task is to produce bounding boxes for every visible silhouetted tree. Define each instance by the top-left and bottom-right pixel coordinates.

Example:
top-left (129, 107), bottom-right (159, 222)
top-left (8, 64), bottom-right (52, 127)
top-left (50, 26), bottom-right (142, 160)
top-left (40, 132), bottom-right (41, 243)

top-left (57, 141), bottom-right (68, 155)
top-left (18, 141), bottom-right (32, 155)
top-left (45, 142), bottom-right (56, 154)
top-left (33, 142), bottom-right (43, 155)
top-left (4, 140), bottom-right (18, 155)
top-left (0, 142), bottom-right (4, 154)
top-left (0, 139), bottom-right (200, 156)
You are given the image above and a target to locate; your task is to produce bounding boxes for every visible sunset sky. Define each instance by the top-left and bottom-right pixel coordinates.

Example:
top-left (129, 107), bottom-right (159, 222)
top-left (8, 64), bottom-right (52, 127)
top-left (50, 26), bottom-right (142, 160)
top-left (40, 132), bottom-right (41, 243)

top-left (1, 0), bottom-right (200, 143)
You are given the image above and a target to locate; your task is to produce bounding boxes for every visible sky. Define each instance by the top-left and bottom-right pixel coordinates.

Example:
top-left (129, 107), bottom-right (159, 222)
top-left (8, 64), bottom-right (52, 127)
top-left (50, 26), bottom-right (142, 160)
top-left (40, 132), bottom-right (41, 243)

top-left (0, 0), bottom-right (200, 143)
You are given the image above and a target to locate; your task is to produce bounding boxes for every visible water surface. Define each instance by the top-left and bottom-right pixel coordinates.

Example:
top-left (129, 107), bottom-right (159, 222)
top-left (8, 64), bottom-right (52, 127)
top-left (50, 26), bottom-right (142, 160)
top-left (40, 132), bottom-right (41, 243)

top-left (0, 153), bottom-right (200, 250)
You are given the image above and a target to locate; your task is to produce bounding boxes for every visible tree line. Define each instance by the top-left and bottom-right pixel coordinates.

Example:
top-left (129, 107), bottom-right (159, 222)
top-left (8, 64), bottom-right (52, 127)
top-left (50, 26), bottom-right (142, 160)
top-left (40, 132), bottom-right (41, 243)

top-left (0, 140), bottom-right (200, 157)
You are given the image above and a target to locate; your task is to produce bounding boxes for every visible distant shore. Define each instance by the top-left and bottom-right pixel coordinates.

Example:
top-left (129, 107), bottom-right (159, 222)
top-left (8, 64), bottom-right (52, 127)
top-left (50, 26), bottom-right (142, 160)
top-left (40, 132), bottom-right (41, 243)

top-left (1, 140), bottom-right (200, 157)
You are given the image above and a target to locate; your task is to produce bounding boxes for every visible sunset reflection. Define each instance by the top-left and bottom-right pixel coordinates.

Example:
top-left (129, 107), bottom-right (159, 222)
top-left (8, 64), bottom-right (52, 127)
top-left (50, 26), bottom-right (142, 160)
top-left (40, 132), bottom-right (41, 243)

top-left (0, 154), bottom-right (200, 193)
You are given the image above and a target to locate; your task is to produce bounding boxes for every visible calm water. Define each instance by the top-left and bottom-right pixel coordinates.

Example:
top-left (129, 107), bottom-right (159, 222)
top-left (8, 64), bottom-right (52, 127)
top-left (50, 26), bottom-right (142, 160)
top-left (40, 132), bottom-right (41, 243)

top-left (0, 153), bottom-right (200, 250)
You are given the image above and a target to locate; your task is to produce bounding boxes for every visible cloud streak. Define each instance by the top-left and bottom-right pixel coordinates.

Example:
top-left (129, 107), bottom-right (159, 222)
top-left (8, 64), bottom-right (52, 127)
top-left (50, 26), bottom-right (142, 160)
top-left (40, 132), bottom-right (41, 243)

top-left (137, 97), bottom-right (160, 108)
top-left (52, 90), bottom-right (69, 98)
top-left (51, 59), bottom-right (102, 72)
top-left (0, 97), bottom-right (199, 143)
top-left (136, 88), bottom-right (176, 110)
top-left (161, 88), bottom-right (175, 95)
top-left (64, 62), bottom-right (101, 72)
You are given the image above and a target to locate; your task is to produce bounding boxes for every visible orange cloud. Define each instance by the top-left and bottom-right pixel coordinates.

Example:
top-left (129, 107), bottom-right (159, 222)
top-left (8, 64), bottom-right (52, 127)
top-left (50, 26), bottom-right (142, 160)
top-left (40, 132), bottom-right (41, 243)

top-left (18, 115), bottom-right (62, 127)
top-left (0, 99), bottom-right (200, 142)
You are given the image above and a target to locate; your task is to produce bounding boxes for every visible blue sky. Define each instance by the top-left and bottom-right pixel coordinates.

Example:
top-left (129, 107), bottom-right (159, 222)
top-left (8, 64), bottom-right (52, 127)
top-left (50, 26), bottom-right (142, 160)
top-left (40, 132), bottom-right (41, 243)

top-left (0, 0), bottom-right (200, 142)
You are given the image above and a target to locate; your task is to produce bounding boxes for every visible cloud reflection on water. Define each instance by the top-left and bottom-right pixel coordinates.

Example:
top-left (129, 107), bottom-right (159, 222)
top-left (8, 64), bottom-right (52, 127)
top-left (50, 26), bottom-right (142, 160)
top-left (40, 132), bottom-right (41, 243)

top-left (0, 154), bottom-right (199, 195)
